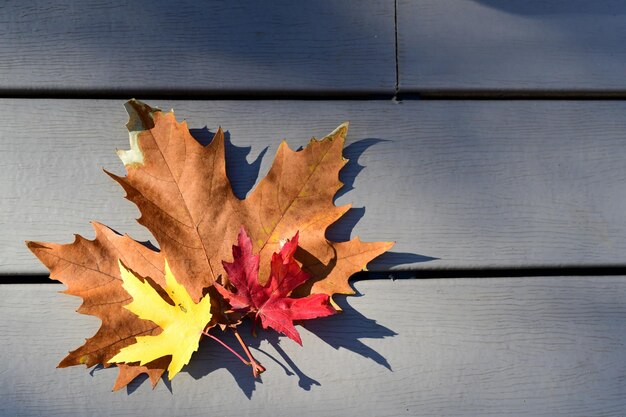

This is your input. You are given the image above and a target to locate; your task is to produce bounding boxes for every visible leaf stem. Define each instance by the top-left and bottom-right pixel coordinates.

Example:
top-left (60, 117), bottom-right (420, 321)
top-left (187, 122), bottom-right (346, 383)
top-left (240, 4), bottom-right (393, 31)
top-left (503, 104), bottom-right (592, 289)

top-left (232, 327), bottom-right (266, 378)
top-left (202, 329), bottom-right (250, 366)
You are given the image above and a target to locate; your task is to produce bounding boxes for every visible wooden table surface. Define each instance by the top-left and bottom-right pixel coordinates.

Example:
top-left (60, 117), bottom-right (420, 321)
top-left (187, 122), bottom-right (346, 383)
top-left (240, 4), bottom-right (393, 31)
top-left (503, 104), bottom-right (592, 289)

top-left (2, 2), bottom-right (626, 416)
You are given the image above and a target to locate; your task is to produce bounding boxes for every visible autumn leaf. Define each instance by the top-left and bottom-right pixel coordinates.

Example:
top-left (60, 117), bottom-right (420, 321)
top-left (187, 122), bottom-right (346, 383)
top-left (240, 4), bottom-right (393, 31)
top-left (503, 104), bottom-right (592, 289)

top-left (26, 222), bottom-right (168, 390)
top-left (109, 259), bottom-right (213, 379)
top-left (215, 227), bottom-right (336, 345)
top-left (108, 100), bottom-right (394, 304)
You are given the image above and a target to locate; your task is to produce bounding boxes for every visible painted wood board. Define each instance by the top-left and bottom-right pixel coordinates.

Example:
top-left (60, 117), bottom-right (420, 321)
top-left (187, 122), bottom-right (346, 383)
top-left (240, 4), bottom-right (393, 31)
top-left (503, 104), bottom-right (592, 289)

top-left (398, 0), bottom-right (626, 93)
top-left (2, 277), bottom-right (626, 416)
top-left (0, 1), bottom-right (395, 94)
top-left (4, 99), bottom-right (626, 274)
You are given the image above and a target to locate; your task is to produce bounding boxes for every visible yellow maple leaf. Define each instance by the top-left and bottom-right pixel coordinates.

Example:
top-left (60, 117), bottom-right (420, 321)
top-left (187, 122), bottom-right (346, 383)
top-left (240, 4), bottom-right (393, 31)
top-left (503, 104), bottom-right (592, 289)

top-left (108, 259), bottom-right (213, 380)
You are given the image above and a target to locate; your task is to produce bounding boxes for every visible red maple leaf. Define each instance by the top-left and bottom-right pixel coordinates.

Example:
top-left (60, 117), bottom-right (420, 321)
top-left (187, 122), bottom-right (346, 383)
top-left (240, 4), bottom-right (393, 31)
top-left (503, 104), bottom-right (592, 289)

top-left (215, 227), bottom-right (336, 345)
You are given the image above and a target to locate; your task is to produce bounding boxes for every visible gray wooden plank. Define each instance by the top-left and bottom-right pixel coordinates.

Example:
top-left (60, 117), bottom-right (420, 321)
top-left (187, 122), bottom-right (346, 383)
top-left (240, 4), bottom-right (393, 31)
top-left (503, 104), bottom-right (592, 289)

top-left (4, 99), bottom-right (626, 273)
top-left (0, 1), bottom-right (395, 94)
top-left (398, 0), bottom-right (626, 93)
top-left (2, 277), bottom-right (626, 416)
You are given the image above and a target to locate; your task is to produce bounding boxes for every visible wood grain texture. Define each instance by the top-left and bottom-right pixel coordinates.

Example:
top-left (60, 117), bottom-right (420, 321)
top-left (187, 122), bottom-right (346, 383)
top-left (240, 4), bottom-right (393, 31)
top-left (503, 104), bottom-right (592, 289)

top-left (398, 0), bottom-right (626, 93)
top-left (0, 1), bottom-right (395, 94)
top-left (4, 99), bottom-right (626, 274)
top-left (2, 277), bottom-right (626, 416)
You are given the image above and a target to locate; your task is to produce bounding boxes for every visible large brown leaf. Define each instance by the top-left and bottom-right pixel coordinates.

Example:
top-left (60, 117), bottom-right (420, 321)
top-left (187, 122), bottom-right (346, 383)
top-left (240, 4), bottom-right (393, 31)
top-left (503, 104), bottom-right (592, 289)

top-left (112, 100), bottom-right (393, 302)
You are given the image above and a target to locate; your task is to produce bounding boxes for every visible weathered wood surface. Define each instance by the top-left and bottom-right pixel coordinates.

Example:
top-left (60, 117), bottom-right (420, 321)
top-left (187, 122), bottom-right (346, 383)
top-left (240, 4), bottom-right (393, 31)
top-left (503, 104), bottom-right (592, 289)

top-left (2, 277), bottom-right (626, 416)
top-left (4, 99), bottom-right (626, 274)
top-left (398, 0), bottom-right (626, 93)
top-left (0, 1), bottom-right (395, 94)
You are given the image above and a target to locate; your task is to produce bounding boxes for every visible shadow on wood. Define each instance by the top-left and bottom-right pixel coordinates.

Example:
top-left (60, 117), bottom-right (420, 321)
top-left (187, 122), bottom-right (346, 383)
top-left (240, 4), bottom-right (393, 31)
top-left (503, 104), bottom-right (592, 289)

top-left (163, 294), bottom-right (395, 398)
top-left (327, 138), bottom-right (384, 241)
top-left (474, 0), bottom-right (626, 15)
top-left (303, 292), bottom-right (397, 371)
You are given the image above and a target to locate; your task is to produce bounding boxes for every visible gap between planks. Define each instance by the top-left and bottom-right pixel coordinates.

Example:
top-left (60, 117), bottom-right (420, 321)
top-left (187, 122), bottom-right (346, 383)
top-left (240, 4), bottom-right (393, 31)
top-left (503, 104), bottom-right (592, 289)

top-left (6, 90), bottom-right (626, 101)
top-left (6, 267), bottom-right (626, 284)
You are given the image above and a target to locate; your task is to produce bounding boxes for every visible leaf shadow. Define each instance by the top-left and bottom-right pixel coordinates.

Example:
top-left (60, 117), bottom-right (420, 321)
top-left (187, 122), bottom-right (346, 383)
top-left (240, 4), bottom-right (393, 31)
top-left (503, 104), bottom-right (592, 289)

top-left (184, 322), bottom-right (261, 398)
top-left (191, 307), bottom-right (392, 394)
top-left (337, 138), bottom-right (388, 200)
top-left (190, 127), bottom-right (268, 199)
top-left (248, 330), bottom-right (322, 391)
top-left (303, 291), bottom-right (397, 371)
top-left (326, 138), bottom-right (386, 242)
top-left (368, 251), bottom-right (440, 270)
top-left (325, 207), bottom-right (365, 242)
top-left (473, 0), bottom-right (625, 15)
top-left (183, 322), bottom-right (323, 397)
top-left (88, 364), bottom-right (106, 377)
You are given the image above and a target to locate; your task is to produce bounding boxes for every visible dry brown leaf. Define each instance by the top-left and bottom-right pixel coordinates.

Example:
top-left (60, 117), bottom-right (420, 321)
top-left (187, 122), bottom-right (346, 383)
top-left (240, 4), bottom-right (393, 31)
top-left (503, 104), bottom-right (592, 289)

top-left (111, 100), bottom-right (393, 302)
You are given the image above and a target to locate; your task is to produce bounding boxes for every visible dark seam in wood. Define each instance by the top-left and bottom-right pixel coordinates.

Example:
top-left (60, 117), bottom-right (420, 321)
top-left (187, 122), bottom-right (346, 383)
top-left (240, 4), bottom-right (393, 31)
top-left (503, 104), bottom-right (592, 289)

top-left (9, 266), bottom-right (626, 283)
